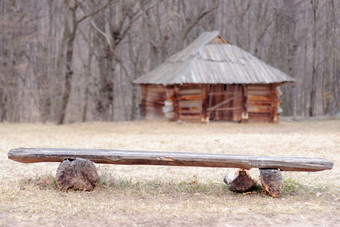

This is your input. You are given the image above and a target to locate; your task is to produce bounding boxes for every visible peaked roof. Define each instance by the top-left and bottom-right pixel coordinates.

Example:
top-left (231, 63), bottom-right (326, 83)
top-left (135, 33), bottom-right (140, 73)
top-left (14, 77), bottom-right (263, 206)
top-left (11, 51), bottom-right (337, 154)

top-left (134, 31), bottom-right (295, 85)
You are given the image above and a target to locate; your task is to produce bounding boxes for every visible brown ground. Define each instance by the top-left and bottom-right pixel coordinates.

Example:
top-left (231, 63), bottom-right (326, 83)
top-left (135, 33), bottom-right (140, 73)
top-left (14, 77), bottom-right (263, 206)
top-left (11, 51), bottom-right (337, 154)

top-left (0, 120), bottom-right (339, 226)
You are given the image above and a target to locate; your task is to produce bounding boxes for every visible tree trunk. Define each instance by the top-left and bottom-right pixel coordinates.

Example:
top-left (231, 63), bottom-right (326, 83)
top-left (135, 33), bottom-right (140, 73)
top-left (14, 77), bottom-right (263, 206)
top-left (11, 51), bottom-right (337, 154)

top-left (309, 0), bottom-right (318, 116)
top-left (58, 37), bottom-right (75, 124)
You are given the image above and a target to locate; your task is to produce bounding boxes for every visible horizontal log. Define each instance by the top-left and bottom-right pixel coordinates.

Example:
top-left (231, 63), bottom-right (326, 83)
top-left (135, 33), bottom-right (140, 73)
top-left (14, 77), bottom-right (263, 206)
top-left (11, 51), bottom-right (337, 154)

top-left (247, 85), bottom-right (271, 91)
top-left (247, 106), bottom-right (274, 113)
top-left (178, 95), bottom-right (202, 101)
top-left (179, 110), bottom-right (202, 115)
top-left (248, 95), bottom-right (274, 102)
top-left (247, 101), bottom-right (273, 106)
top-left (208, 91), bottom-right (241, 96)
top-left (179, 100), bottom-right (202, 108)
top-left (8, 148), bottom-right (333, 172)
top-left (179, 89), bottom-right (202, 95)
top-left (209, 106), bottom-right (243, 112)
top-left (180, 112), bottom-right (202, 116)
top-left (179, 106), bottom-right (201, 112)
top-left (180, 84), bottom-right (202, 89)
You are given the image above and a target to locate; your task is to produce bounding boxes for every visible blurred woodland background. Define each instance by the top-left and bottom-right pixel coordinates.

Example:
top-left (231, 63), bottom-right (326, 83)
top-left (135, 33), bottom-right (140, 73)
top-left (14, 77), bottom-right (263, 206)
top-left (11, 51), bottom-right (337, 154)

top-left (0, 0), bottom-right (339, 123)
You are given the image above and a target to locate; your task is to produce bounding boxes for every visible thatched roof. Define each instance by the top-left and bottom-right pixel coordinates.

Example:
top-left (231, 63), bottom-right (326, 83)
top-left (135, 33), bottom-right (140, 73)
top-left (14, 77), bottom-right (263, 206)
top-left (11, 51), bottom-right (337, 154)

top-left (134, 31), bottom-right (295, 85)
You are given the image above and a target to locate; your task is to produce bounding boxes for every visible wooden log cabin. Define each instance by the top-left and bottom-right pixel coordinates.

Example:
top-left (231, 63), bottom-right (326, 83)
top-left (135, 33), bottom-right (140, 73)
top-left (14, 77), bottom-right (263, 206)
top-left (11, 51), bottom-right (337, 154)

top-left (134, 31), bottom-right (294, 123)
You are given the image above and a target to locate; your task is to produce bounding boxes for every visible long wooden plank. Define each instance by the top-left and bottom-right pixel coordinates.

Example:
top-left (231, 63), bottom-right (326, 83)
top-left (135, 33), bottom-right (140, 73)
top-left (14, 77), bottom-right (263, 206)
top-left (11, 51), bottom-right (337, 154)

top-left (8, 148), bottom-right (333, 172)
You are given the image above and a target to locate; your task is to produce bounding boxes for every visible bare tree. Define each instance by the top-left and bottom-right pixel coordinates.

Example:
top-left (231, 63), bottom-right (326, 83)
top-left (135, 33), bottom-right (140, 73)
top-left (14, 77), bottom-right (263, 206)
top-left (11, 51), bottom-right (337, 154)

top-left (1, 0), bottom-right (339, 123)
top-left (55, 0), bottom-right (113, 124)
top-left (309, 0), bottom-right (318, 116)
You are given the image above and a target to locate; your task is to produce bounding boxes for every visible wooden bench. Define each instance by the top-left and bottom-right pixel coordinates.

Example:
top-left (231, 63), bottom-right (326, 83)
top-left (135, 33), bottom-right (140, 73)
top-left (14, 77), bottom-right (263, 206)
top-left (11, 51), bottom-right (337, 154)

top-left (8, 147), bottom-right (334, 197)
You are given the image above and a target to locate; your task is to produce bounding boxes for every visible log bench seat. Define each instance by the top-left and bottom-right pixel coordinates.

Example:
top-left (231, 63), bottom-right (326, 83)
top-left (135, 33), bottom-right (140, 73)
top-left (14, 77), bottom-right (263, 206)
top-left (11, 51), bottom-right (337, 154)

top-left (8, 147), bottom-right (334, 197)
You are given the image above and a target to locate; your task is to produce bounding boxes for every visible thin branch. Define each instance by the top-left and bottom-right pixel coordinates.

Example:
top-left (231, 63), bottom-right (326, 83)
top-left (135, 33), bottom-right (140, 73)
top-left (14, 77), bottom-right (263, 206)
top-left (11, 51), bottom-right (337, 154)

top-left (90, 20), bottom-right (113, 51)
top-left (175, 4), bottom-right (218, 51)
top-left (76, 0), bottom-right (113, 24)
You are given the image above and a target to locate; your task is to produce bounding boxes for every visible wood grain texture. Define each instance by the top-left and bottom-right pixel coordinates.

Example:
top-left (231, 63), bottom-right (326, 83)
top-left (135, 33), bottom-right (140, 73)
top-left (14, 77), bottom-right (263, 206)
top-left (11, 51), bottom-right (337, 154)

top-left (8, 148), bottom-right (333, 172)
top-left (56, 158), bottom-right (97, 191)
top-left (246, 84), bottom-right (279, 122)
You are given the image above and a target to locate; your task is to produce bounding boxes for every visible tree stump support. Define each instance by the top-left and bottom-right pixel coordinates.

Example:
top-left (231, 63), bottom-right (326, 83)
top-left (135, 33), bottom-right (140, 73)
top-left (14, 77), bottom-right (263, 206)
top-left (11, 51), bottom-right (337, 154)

top-left (56, 158), bottom-right (98, 191)
top-left (223, 169), bottom-right (257, 192)
top-left (259, 168), bottom-right (283, 198)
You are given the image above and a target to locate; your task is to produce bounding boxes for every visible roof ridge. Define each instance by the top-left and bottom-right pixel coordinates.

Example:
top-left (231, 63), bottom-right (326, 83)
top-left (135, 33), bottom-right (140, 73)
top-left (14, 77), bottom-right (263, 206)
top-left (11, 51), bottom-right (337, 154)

top-left (134, 31), bottom-right (295, 85)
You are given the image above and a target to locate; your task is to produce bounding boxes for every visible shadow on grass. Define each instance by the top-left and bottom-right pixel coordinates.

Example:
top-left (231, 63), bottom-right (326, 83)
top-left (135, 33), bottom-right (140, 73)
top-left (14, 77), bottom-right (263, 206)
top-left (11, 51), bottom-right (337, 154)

top-left (96, 174), bottom-right (329, 198)
top-left (19, 173), bottom-right (328, 198)
top-left (97, 175), bottom-right (233, 196)
top-left (19, 174), bottom-right (58, 190)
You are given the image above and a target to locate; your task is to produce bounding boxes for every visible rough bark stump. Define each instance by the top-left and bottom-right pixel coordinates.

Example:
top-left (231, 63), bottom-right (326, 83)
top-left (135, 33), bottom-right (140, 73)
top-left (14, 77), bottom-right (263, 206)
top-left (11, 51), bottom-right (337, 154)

top-left (260, 169), bottom-right (282, 198)
top-left (224, 169), bottom-right (257, 192)
top-left (56, 158), bottom-right (98, 191)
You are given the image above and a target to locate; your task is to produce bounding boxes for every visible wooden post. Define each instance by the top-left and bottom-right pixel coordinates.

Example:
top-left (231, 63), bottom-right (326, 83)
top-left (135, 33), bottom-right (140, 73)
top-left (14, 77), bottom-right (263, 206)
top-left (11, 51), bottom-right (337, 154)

top-left (241, 84), bottom-right (248, 123)
top-left (173, 85), bottom-right (180, 121)
top-left (272, 84), bottom-right (280, 123)
top-left (201, 84), bottom-right (210, 123)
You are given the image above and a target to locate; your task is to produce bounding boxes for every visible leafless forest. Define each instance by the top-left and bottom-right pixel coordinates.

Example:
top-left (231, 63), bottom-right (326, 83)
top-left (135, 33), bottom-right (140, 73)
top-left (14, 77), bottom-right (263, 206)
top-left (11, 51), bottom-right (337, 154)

top-left (0, 0), bottom-right (339, 123)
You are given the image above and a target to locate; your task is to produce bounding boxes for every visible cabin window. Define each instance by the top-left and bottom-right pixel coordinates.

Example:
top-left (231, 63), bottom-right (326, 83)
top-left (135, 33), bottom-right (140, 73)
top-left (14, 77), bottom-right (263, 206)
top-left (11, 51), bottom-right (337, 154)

top-left (223, 84), bottom-right (227, 91)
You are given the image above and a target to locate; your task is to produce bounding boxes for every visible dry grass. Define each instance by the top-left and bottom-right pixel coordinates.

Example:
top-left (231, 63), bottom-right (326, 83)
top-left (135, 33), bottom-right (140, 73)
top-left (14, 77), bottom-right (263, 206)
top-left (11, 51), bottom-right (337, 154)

top-left (0, 120), bottom-right (339, 226)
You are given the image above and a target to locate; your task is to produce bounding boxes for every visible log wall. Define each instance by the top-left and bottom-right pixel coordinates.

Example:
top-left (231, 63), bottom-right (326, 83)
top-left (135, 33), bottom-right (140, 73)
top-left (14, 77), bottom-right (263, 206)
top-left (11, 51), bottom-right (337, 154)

top-left (160, 84), bottom-right (204, 122)
top-left (140, 85), bottom-right (167, 119)
top-left (139, 83), bottom-right (281, 123)
top-left (246, 84), bottom-right (280, 122)
top-left (177, 84), bottom-right (203, 122)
